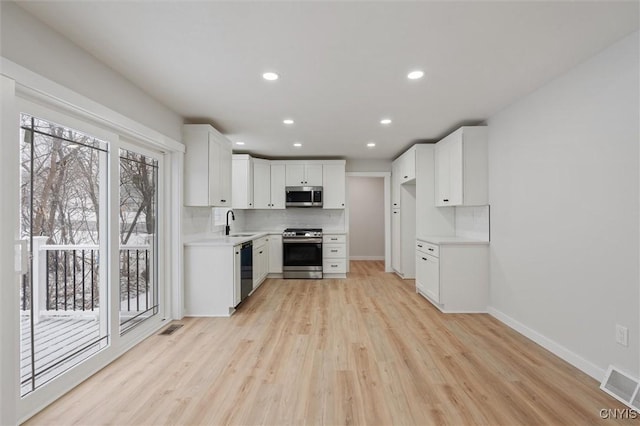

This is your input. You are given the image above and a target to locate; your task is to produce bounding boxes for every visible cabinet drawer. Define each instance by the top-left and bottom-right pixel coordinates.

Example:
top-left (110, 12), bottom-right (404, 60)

top-left (323, 243), bottom-right (346, 258)
top-left (323, 234), bottom-right (346, 244)
top-left (254, 236), bottom-right (268, 248)
top-left (323, 259), bottom-right (346, 273)
top-left (416, 240), bottom-right (439, 257)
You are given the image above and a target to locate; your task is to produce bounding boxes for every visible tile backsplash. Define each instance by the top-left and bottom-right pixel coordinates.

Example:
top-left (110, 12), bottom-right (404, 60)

top-left (455, 206), bottom-right (490, 241)
top-left (183, 207), bottom-right (345, 238)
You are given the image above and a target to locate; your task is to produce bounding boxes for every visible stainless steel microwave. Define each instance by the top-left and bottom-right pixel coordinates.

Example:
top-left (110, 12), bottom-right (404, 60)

top-left (285, 186), bottom-right (323, 207)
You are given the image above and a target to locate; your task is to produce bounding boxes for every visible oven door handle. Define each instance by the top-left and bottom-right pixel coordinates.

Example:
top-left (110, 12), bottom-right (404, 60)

top-left (283, 238), bottom-right (323, 244)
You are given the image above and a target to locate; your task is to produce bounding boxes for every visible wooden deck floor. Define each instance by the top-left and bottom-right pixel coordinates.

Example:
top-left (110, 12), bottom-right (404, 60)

top-left (20, 315), bottom-right (100, 395)
top-left (26, 261), bottom-right (633, 425)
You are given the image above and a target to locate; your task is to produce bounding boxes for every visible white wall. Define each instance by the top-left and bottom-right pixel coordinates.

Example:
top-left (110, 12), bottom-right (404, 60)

top-left (488, 31), bottom-right (639, 378)
top-left (346, 159), bottom-right (392, 172)
top-left (0, 2), bottom-right (183, 141)
top-left (348, 177), bottom-right (385, 259)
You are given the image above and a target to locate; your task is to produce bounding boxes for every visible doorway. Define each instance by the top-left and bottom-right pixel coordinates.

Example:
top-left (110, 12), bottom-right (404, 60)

top-left (346, 173), bottom-right (391, 272)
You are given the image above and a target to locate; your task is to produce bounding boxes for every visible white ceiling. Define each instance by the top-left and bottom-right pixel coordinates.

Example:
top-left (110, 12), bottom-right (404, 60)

top-left (17, 1), bottom-right (639, 160)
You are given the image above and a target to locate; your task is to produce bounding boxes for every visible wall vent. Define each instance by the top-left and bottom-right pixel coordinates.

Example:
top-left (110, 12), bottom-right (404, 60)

top-left (600, 365), bottom-right (640, 410)
top-left (159, 324), bottom-right (183, 335)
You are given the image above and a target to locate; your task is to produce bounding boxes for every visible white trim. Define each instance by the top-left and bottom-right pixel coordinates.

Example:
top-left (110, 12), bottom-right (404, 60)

top-left (0, 75), bottom-right (20, 426)
top-left (345, 172), bottom-right (392, 273)
top-left (349, 256), bottom-right (385, 261)
top-left (1, 58), bottom-right (184, 153)
top-left (487, 306), bottom-right (605, 381)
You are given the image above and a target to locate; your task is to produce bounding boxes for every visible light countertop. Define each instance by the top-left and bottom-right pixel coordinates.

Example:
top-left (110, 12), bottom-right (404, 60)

top-left (418, 236), bottom-right (490, 245)
top-left (184, 232), bottom-right (269, 247)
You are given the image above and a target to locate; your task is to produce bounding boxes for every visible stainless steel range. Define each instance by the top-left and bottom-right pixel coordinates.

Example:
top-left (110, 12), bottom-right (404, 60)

top-left (282, 228), bottom-right (323, 279)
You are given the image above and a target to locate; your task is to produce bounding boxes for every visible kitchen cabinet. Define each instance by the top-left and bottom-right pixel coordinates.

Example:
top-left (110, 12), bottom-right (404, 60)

top-left (232, 154), bottom-right (253, 209)
top-left (396, 146), bottom-right (416, 184)
top-left (323, 233), bottom-right (347, 277)
top-left (285, 164), bottom-right (323, 186)
top-left (253, 159), bottom-right (286, 209)
top-left (267, 234), bottom-right (283, 274)
top-left (253, 236), bottom-right (268, 289)
top-left (415, 238), bottom-right (488, 312)
top-left (184, 243), bottom-right (239, 316)
top-left (391, 209), bottom-right (401, 272)
top-left (435, 126), bottom-right (488, 207)
top-left (183, 124), bottom-right (232, 207)
top-left (391, 161), bottom-right (401, 208)
top-left (322, 163), bottom-right (346, 209)
top-left (415, 241), bottom-right (439, 302)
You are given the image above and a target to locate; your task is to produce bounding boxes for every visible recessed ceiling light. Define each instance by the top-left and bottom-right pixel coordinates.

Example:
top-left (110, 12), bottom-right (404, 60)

top-left (235, 141), bottom-right (245, 146)
top-left (293, 142), bottom-right (302, 148)
top-left (262, 72), bottom-right (279, 81)
top-left (380, 118), bottom-right (392, 125)
top-left (367, 142), bottom-right (376, 148)
top-left (407, 70), bottom-right (424, 80)
top-left (283, 119), bottom-right (294, 125)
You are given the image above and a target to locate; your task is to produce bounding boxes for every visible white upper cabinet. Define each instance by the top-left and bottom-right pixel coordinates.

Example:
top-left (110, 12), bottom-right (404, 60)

top-left (183, 124), bottom-right (232, 207)
top-left (232, 154), bottom-right (253, 209)
top-left (391, 161), bottom-right (401, 209)
top-left (393, 146), bottom-right (416, 186)
top-left (285, 163), bottom-right (323, 186)
top-left (435, 126), bottom-right (488, 207)
top-left (322, 163), bottom-right (345, 209)
top-left (253, 159), bottom-right (285, 209)
top-left (270, 164), bottom-right (286, 208)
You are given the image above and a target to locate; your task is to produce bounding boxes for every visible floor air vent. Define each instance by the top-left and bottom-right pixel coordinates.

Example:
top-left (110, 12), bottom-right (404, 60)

top-left (601, 366), bottom-right (640, 410)
top-left (159, 324), bottom-right (184, 335)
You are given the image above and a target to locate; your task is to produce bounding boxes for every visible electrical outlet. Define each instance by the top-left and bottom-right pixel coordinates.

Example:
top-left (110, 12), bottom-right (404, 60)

top-left (615, 324), bottom-right (628, 347)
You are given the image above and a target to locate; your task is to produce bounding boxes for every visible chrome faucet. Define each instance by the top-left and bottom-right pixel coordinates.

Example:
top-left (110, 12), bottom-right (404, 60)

top-left (225, 210), bottom-right (235, 236)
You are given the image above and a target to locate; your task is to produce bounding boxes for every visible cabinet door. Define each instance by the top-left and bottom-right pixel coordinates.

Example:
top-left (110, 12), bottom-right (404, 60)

top-left (270, 164), bottom-right (286, 209)
top-left (218, 140), bottom-right (232, 207)
top-left (233, 246), bottom-right (241, 306)
top-left (435, 142), bottom-right (450, 207)
top-left (416, 253), bottom-right (427, 292)
top-left (448, 136), bottom-right (463, 206)
top-left (253, 161), bottom-right (272, 208)
top-left (285, 164), bottom-right (305, 186)
top-left (232, 157), bottom-right (253, 209)
top-left (322, 164), bottom-right (345, 209)
top-left (305, 164), bottom-right (323, 186)
top-left (268, 235), bottom-right (283, 273)
top-left (208, 135), bottom-right (222, 205)
top-left (424, 254), bottom-right (440, 302)
top-left (391, 161), bottom-right (401, 208)
top-left (391, 209), bottom-right (401, 272)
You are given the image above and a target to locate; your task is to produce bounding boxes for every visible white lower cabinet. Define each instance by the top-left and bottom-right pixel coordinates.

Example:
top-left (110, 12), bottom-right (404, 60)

top-left (267, 234), bottom-right (283, 274)
top-left (253, 236), bottom-right (268, 290)
top-left (415, 239), bottom-right (488, 313)
top-left (185, 243), bottom-right (239, 317)
top-left (323, 233), bottom-right (347, 277)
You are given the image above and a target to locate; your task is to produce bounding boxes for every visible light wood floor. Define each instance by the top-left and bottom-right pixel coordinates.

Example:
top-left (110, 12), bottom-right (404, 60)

top-left (27, 261), bottom-right (632, 425)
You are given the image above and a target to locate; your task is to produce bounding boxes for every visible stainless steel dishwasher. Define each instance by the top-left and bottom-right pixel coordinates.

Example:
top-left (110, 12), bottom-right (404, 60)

top-left (239, 241), bottom-right (253, 303)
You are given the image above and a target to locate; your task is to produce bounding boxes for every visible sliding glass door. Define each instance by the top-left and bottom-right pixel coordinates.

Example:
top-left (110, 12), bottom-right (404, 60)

top-left (19, 113), bottom-right (109, 396)
top-left (17, 108), bottom-right (165, 397)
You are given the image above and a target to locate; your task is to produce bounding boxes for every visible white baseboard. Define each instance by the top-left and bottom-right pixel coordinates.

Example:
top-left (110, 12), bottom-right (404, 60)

top-left (487, 307), bottom-right (605, 381)
top-left (349, 256), bottom-right (385, 261)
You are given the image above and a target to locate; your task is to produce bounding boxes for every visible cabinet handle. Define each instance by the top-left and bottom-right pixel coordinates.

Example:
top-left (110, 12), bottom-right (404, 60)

top-left (221, 199), bottom-right (226, 203)
top-left (331, 238), bottom-right (338, 241)
top-left (393, 203), bottom-right (397, 206)
top-left (422, 257), bottom-right (427, 261)
top-left (259, 251), bottom-right (263, 254)
top-left (428, 248), bottom-right (434, 251)
top-left (443, 199), bottom-right (449, 202)
top-left (417, 244), bottom-right (423, 248)
top-left (341, 203), bottom-right (344, 206)
top-left (393, 211), bottom-right (397, 214)
top-left (404, 175), bottom-right (408, 179)
top-left (330, 249), bottom-right (338, 253)
top-left (331, 264), bottom-right (338, 267)
top-left (249, 203), bottom-right (252, 206)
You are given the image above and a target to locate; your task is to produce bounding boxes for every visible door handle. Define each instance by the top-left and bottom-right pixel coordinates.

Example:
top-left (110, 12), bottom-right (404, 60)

top-left (15, 239), bottom-right (29, 275)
